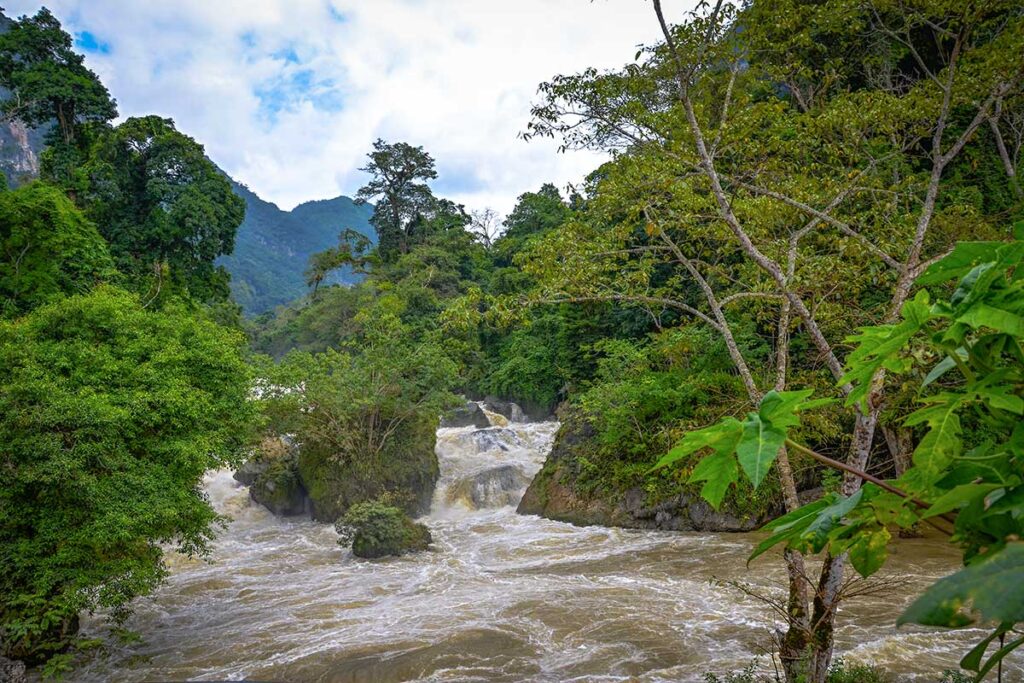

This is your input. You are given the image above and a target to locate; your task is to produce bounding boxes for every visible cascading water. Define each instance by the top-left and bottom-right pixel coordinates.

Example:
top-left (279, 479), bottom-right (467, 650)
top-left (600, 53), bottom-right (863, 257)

top-left (70, 409), bottom-right (1021, 682)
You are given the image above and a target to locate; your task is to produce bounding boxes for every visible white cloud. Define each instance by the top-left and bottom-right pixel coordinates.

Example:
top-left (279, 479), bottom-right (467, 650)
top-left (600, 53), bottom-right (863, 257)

top-left (4, 0), bottom-right (694, 215)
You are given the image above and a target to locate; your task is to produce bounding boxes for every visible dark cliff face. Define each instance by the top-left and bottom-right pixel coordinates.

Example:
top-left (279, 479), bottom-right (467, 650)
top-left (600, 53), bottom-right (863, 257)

top-left (517, 412), bottom-right (782, 532)
top-left (0, 13), bottom-right (48, 189)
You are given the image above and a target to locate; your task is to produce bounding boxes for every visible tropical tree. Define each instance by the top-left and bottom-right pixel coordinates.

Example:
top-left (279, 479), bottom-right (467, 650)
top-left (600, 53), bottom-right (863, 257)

top-left (0, 287), bottom-right (256, 668)
top-left (0, 8), bottom-right (117, 182)
top-left (355, 138), bottom-right (439, 260)
top-left (656, 227), bottom-right (1024, 682)
top-left (0, 182), bottom-right (114, 316)
top-left (523, 1), bottom-right (1024, 679)
top-left (78, 115), bottom-right (245, 303)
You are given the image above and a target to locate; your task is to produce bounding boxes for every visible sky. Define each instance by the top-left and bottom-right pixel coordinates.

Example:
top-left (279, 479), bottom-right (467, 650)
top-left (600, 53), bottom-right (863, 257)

top-left (4, 1), bottom-right (691, 216)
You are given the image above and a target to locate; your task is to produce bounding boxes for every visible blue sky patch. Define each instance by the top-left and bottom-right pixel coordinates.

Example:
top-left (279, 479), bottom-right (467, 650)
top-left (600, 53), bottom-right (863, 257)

top-left (75, 30), bottom-right (111, 54)
top-left (255, 68), bottom-right (346, 124)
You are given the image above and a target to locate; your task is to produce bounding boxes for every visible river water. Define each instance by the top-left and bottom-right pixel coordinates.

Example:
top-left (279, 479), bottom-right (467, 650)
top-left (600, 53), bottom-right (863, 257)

top-left (73, 412), bottom-right (1022, 682)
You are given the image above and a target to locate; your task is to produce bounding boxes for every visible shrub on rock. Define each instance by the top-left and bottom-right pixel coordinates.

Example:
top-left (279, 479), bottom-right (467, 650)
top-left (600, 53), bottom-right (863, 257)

top-left (335, 500), bottom-right (431, 559)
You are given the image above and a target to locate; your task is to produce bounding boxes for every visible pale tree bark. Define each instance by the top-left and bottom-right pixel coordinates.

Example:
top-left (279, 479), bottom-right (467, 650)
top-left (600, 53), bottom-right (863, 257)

top-left (647, 3), bottom-right (1021, 680)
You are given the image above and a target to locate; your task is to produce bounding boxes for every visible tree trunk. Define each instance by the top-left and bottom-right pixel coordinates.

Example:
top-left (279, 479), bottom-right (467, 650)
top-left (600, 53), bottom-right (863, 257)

top-left (881, 424), bottom-right (913, 476)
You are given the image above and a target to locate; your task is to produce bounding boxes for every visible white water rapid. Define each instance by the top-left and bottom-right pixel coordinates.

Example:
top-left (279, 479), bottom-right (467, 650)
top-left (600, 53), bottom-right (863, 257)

top-left (71, 410), bottom-right (1021, 682)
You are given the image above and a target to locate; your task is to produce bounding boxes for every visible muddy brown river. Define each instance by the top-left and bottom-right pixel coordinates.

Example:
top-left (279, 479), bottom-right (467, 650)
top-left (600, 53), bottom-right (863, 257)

top-left (72, 415), bottom-right (1023, 682)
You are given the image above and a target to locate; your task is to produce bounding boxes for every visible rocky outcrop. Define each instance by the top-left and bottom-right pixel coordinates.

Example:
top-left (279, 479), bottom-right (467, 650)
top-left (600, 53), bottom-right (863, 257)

top-left (298, 417), bottom-right (439, 523)
top-left (335, 501), bottom-right (432, 559)
top-left (235, 436), bottom-right (307, 516)
top-left (482, 396), bottom-right (552, 423)
top-left (517, 414), bottom-right (780, 531)
top-left (447, 464), bottom-right (532, 509)
top-left (440, 400), bottom-right (491, 429)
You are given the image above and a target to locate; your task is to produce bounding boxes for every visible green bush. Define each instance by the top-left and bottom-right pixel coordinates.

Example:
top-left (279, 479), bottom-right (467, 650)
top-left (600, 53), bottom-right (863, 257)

top-left (335, 500), bottom-right (432, 559)
top-left (0, 288), bottom-right (256, 665)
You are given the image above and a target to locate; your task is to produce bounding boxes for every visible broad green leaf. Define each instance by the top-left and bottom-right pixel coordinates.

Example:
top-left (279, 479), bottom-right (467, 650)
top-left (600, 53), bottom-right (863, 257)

top-left (736, 413), bottom-right (786, 488)
top-left (687, 449), bottom-right (739, 510)
top-left (748, 495), bottom-right (836, 564)
top-left (907, 401), bottom-right (962, 478)
top-left (803, 489), bottom-right (864, 551)
top-left (923, 483), bottom-right (1004, 519)
top-left (841, 294), bottom-right (931, 410)
top-left (650, 417), bottom-right (743, 471)
top-left (916, 241), bottom-right (1000, 285)
top-left (758, 389), bottom-right (813, 428)
top-left (974, 385), bottom-right (1024, 415)
top-left (848, 526), bottom-right (891, 578)
top-left (958, 303), bottom-right (1024, 336)
top-left (960, 623), bottom-right (1013, 672)
top-left (899, 542), bottom-right (1024, 628)
top-left (976, 634), bottom-right (1024, 679)
top-left (921, 348), bottom-right (966, 387)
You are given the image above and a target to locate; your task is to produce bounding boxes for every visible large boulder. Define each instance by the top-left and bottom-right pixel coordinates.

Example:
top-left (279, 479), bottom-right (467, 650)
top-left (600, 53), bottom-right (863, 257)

top-left (469, 427), bottom-right (524, 453)
top-left (335, 501), bottom-right (432, 559)
top-left (447, 464), bottom-right (532, 509)
top-left (298, 417), bottom-right (439, 522)
top-left (236, 436), bottom-right (307, 516)
top-left (517, 413), bottom-right (781, 531)
top-left (440, 400), bottom-right (491, 429)
top-left (482, 396), bottom-right (553, 423)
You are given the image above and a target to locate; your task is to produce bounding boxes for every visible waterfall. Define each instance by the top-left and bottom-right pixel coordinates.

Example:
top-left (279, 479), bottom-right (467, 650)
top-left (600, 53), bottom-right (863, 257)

top-left (432, 402), bottom-right (558, 516)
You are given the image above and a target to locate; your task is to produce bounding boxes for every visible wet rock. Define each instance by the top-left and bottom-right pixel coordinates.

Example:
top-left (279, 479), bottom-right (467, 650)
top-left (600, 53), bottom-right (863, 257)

top-left (0, 655), bottom-right (26, 683)
top-left (470, 427), bottom-right (524, 453)
top-left (447, 464), bottom-right (531, 508)
top-left (241, 436), bottom-right (308, 516)
top-left (335, 501), bottom-right (432, 559)
top-left (517, 412), bottom-right (781, 531)
top-left (250, 463), bottom-right (306, 516)
top-left (298, 417), bottom-right (439, 523)
top-left (233, 456), bottom-right (267, 487)
top-left (482, 396), bottom-right (545, 423)
top-left (440, 400), bottom-right (491, 429)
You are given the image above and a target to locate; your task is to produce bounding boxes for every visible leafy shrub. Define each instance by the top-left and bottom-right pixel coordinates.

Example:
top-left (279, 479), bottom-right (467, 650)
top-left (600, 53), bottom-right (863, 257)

top-left (335, 500), bottom-right (432, 559)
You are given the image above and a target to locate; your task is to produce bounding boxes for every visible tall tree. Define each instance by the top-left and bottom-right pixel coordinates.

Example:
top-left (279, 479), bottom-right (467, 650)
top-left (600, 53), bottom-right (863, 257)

top-left (79, 115), bottom-right (245, 303)
top-left (525, 0), bottom-right (1024, 679)
top-left (0, 8), bottom-right (116, 182)
top-left (0, 287), bottom-right (255, 667)
top-left (355, 138), bottom-right (438, 260)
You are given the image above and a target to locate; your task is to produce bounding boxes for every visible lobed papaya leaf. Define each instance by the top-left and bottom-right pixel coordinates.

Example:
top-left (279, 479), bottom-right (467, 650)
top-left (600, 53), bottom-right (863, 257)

top-left (687, 448), bottom-right (739, 510)
top-left (650, 416), bottom-right (743, 472)
top-left (923, 483), bottom-right (1004, 519)
top-left (736, 412), bottom-right (786, 488)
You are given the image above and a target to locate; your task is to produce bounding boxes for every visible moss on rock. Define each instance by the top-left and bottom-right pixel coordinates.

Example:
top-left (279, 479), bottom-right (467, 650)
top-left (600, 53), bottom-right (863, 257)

top-left (297, 416), bottom-right (439, 523)
top-left (244, 436), bottom-right (307, 516)
top-left (517, 411), bottom-right (782, 531)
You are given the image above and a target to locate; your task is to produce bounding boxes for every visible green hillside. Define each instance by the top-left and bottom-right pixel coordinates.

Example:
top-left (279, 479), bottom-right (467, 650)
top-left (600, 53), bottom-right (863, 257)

top-left (217, 182), bottom-right (374, 315)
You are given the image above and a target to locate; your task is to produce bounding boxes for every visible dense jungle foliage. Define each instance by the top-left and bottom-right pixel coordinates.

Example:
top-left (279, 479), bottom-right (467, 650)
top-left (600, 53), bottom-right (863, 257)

top-left (0, 0), bottom-right (1022, 681)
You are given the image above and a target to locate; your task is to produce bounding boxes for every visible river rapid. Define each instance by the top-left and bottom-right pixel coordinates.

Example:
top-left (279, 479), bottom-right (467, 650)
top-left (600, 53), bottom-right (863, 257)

top-left (74, 411), bottom-right (1022, 682)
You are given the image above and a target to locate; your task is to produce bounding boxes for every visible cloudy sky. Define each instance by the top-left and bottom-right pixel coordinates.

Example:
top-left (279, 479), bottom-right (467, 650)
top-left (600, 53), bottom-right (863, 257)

top-left (4, 1), bottom-right (689, 215)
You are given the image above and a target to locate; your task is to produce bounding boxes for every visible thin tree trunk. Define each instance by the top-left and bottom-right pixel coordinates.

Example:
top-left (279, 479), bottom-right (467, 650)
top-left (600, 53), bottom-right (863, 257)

top-left (881, 424), bottom-right (913, 476)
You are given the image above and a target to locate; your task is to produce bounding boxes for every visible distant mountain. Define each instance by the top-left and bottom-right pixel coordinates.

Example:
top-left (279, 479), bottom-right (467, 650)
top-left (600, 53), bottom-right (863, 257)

top-left (218, 182), bottom-right (375, 315)
top-left (1, 9), bottom-right (371, 314)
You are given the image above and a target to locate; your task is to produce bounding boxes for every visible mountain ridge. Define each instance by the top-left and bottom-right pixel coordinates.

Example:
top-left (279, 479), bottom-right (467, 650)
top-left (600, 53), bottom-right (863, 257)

top-left (219, 181), bottom-right (375, 315)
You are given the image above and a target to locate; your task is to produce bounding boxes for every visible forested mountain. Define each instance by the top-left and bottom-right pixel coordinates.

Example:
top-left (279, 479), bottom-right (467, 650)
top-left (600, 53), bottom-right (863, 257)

top-left (218, 183), bottom-right (374, 315)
